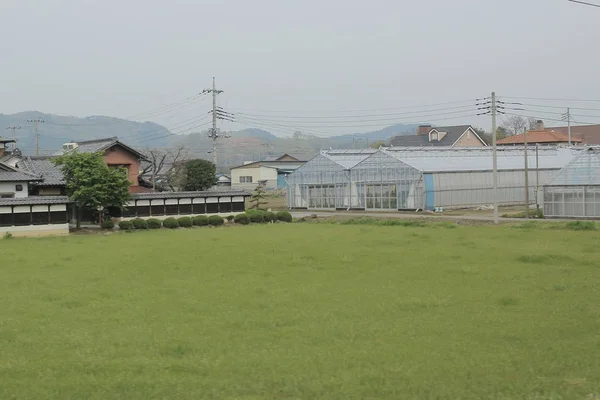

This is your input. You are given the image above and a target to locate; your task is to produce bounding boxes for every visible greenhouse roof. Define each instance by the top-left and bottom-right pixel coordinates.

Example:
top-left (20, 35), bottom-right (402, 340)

top-left (322, 149), bottom-right (377, 169)
top-left (547, 148), bottom-right (600, 186)
top-left (381, 147), bottom-right (580, 173)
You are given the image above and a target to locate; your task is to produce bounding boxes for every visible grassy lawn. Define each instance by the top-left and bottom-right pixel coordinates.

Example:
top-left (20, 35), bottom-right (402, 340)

top-left (1, 223), bottom-right (599, 399)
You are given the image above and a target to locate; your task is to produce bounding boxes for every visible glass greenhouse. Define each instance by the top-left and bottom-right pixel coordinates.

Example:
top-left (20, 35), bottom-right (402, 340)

top-left (544, 148), bottom-right (600, 218)
top-left (287, 147), bottom-right (579, 211)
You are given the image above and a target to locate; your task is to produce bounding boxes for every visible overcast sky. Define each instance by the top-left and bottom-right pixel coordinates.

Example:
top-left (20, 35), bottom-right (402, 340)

top-left (1, 0), bottom-right (599, 136)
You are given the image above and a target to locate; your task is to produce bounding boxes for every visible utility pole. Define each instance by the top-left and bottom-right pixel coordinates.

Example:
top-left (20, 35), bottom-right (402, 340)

top-left (567, 108), bottom-right (572, 146)
top-left (491, 92), bottom-right (499, 224)
top-left (477, 93), bottom-right (499, 224)
top-left (562, 108), bottom-right (572, 146)
top-left (202, 77), bottom-right (233, 168)
top-left (524, 128), bottom-right (530, 219)
top-left (27, 118), bottom-right (45, 156)
top-left (535, 144), bottom-right (540, 212)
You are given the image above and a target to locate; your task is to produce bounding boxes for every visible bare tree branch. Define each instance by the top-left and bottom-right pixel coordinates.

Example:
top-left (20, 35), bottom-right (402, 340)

top-left (502, 116), bottom-right (527, 136)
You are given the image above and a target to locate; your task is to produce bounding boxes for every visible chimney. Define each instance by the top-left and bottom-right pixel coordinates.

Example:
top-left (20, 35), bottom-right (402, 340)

top-left (536, 120), bottom-right (544, 131)
top-left (417, 124), bottom-right (432, 135)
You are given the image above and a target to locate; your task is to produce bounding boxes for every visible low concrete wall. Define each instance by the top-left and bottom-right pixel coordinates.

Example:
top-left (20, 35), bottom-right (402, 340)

top-left (119, 212), bottom-right (243, 222)
top-left (0, 224), bottom-right (69, 237)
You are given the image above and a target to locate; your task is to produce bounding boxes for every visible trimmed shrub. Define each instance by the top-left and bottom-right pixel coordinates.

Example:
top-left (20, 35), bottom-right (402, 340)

top-left (147, 218), bottom-right (162, 229)
top-left (249, 212), bottom-right (265, 223)
top-left (276, 211), bottom-right (293, 223)
top-left (177, 216), bottom-right (193, 228)
top-left (208, 215), bottom-right (224, 226)
top-left (118, 220), bottom-right (133, 231)
top-left (132, 218), bottom-right (148, 230)
top-left (226, 215), bottom-right (235, 222)
top-left (264, 211), bottom-right (277, 223)
top-left (163, 217), bottom-right (179, 229)
top-left (193, 215), bottom-right (209, 226)
top-left (234, 213), bottom-right (250, 225)
top-left (101, 220), bottom-right (115, 230)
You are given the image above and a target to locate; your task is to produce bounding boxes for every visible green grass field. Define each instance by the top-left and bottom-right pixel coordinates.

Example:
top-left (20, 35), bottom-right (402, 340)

top-left (1, 223), bottom-right (599, 399)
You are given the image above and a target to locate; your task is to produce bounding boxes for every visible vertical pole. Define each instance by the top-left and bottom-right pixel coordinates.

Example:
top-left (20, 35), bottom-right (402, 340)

top-left (491, 92), bottom-right (499, 224)
top-left (535, 144), bottom-right (540, 210)
top-left (524, 128), bottom-right (530, 218)
top-left (211, 77), bottom-right (218, 167)
top-left (35, 120), bottom-right (39, 156)
top-left (567, 107), bottom-right (572, 146)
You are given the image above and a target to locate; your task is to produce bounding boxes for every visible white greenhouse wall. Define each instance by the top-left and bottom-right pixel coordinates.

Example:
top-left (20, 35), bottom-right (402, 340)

top-left (430, 169), bottom-right (559, 209)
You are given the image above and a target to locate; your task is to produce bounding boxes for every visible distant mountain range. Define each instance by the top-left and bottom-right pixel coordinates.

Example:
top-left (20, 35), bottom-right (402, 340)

top-left (1, 111), bottom-right (421, 167)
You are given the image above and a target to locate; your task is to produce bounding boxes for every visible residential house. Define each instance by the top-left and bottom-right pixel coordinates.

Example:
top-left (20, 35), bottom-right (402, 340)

top-left (498, 121), bottom-right (583, 147)
top-left (55, 137), bottom-right (152, 193)
top-left (0, 162), bottom-right (42, 198)
top-left (15, 156), bottom-right (66, 196)
top-left (215, 173), bottom-right (232, 187)
top-left (389, 125), bottom-right (487, 147)
top-left (230, 154), bottom-right (306, 191)
top-left (546, 124), bottom-right (600, 145)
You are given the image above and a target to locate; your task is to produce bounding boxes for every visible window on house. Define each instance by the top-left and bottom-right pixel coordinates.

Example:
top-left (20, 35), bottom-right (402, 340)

top-left (239, 176), bottom-right (253, 183)
top-left (0, 193), bottom-right (14, 199)
top-left (15, 184), bottom-right (23, 192)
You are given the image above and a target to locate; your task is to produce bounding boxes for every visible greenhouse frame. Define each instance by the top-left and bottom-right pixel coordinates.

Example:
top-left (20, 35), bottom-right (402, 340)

top-left (287, 146), bottom-right (580, 211)
top-left (543, 148), bottom-right (600, 218)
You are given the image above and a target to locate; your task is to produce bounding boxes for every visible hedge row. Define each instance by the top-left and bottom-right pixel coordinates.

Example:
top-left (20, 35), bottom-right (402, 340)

top-left (242, 210), bottom-right (292, 224)
top-left (103, 211), bottom-right (293, 231)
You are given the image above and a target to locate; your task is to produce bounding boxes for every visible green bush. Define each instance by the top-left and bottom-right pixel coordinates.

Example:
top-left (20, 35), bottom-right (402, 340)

top-left (276, 211), bottom-right (293, 223)
top-left (147, 218), bottom-right (162, 229)
top-left (118, 220), bottom-right (133, 231)
top-left (193, 215), bottom-right (209, 226)
top-left (208, 215), bottom-right (224, 226)
top-left (101, 220), bottom-right (115, 230)
top-left (264, 211), bottom-right (277, 223)
top-left (132, 218), bottom-right (148, 230)
top-left (234, 213), bottom-right (250, 225)
top-left (249, 212), bottom-right (265, 223)
top-left (226, 215), bottom-right (235, 222)
top-left (177, 216), bottom-right (193, 228)
top-left (163, 217), bottom-right (179, 229)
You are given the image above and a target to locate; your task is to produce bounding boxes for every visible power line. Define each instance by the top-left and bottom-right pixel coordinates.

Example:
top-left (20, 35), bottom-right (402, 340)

top-left (502, 95), bottom-right (600, 103)
top-left (568, 0), bottom-right (600, 8)
top-left (232, 104), bottom-right (478, 121)
top-left (228, 99), bottom-right (478, 114)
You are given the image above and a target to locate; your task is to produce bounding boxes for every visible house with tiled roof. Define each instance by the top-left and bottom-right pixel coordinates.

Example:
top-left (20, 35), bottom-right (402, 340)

top-left (389, 125), bottom-right (487, 147)
top-left (498, 121), bottom-right (583, 147)
top-left (0, 162), bottom-right (42, 198)
top-left (546, 124), bottom-right (600, 145)
top-left (55, 137), bottom-right (152, 193)
top-left (15, 156), bottom-right (66, 196)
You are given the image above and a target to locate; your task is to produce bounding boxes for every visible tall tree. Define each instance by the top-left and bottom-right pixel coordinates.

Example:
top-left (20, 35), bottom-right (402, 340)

top-left (141, 147), bottom-right (186, 190)
top-left (502, 116), bottom-right (527, 136)
top-left (249, 181), bottom-right (268, 210)
top-left (54, 152), bottom-right (131, 228)
top-left (182, 159), bottom-right (217, 191)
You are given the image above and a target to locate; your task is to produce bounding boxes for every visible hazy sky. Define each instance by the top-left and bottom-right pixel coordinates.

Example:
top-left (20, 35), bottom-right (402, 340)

top-left (1, 0), bottom-right (600, 136)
